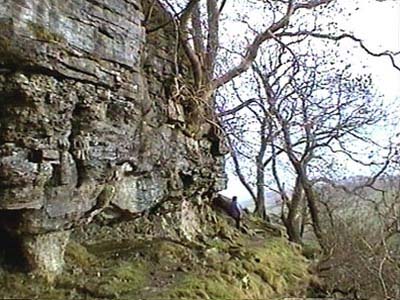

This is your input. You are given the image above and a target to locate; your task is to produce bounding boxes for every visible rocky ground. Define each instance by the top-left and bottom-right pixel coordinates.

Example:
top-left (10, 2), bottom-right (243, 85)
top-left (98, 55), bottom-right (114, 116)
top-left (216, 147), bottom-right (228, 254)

top-left (0, 200), bottom-right (313, 299)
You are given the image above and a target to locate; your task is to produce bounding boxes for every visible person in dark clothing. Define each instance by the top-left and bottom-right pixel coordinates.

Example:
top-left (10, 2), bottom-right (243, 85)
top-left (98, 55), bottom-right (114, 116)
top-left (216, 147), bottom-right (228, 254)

top-left (229, 196), bottom-right (242, 229)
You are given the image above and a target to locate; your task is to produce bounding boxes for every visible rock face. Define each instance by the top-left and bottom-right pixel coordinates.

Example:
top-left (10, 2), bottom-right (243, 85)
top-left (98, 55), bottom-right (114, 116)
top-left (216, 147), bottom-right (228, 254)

top-left (0, 0), bottom-right (226, 278)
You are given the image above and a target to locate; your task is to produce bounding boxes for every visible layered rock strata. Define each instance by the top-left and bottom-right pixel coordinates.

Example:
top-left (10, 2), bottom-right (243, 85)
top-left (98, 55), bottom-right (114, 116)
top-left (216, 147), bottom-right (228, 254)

top-left (0, 0), bottom-right (226, 278)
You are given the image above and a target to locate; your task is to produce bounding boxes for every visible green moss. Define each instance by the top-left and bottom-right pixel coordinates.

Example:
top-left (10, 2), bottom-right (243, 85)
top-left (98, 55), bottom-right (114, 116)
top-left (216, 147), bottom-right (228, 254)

top-left (83, 262), bottom-right (148, 298)
top-left (0, 241), bottom-right (149, 300)
top-left (162, 237), bottom-right (310, 300)
top-left (166, 274), bottom-right (245, 300)
top-left (0, 204), bottom-right (311, 300)
top-left (301, 240), bottom-right (322, 259)
top-left (27, 22), bottom-right (64, 43)
top-left (64, 240), bottom-right (97, 269)
top-left (0, 273), bottom-right (70, 299)
top-left (0, 37), bottom-right (27, 65)
top-left (0, 21), bottom-right (33, 65)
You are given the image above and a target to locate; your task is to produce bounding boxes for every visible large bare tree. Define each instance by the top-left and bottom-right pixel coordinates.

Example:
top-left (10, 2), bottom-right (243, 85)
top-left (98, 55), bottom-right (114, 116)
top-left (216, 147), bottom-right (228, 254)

top-left (221, 43), bottom-right (386, 247)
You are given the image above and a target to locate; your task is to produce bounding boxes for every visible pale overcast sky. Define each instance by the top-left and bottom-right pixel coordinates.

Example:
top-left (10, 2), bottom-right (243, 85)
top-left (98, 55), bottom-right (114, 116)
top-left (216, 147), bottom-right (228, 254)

top-left (345, 0), bottom-right (400, 100)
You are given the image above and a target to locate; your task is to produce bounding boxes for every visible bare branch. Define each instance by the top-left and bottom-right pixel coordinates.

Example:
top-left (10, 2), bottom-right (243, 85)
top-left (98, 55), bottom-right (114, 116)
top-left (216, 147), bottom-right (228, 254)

top-left (211, 0), bottom-right (334, 89)
top-left (192, 1), bottom-right (205, 57)
top-left (278, 31), bottom-right (400, 71)
top-left (217, 98), bottom-right (259, 117)
top-left (219, 0), bottom-right (227, 13)
top-left (206, 0), bottom-right (219, 81)
top-left (226, 135), bottom-right (258, 202)
top-left (179, 0), bottom-right (203, 87)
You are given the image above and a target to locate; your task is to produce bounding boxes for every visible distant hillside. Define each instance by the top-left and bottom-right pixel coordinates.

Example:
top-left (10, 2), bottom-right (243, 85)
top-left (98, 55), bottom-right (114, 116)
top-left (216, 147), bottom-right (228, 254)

top-left (240, 192), bottom-right (282, 214)
top-left (238, 174), bottom-right (400, 215)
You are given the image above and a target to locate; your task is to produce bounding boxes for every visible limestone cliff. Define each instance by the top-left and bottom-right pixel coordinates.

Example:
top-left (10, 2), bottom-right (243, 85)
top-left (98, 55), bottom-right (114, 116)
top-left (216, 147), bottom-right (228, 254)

top-left (0, 0), bottom-right (226, 277)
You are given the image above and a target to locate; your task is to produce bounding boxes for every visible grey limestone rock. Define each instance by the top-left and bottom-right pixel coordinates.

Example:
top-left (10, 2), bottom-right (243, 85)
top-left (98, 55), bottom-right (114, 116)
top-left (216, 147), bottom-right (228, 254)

top-left (21, 230), bottom-right (71, 282)
top-left (0, 0), bottom-right (227, 279)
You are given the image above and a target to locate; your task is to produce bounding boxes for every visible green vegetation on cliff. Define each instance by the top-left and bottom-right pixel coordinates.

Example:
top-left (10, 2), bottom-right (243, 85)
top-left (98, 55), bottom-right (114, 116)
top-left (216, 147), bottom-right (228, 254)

top-left (0, 202), bottom-right (312, 299)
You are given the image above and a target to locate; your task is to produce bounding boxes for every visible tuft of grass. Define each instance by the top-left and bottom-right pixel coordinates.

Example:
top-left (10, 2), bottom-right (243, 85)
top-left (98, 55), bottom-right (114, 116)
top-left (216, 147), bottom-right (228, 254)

top-left (165, 273), bottom-right (245, 300)
top-left (0, 273), bottom-right (71, 299)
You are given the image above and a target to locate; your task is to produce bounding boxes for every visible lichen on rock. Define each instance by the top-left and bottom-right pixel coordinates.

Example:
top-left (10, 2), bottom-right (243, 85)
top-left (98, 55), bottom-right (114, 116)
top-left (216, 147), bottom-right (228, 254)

top-left (21, 231), bottom-right (71, 282)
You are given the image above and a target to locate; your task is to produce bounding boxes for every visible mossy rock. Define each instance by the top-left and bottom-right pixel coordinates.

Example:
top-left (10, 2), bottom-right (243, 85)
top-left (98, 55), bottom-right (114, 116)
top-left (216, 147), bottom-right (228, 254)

top-left (161, 238), bottom-right (310, 300)
top-left (27, 22), bottom-right (64, 43)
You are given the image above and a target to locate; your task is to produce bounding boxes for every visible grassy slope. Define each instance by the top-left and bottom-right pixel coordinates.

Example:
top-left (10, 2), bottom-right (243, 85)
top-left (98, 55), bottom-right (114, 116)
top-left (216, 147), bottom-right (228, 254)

top-left (0, 204), bottom-right (311, 299)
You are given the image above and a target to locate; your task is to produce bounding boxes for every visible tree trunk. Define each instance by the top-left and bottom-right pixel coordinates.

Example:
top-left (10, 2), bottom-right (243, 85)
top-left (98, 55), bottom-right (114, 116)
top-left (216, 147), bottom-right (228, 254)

top-left (284, 176), bottom-right (303, 244)
top-left (300, 197), bottom-right (308, 238)
top-left (301, 176), bottom-right (327, 252)
top-left (291, 161), bottom-right (326, 251)
top-left (254, 160), bottom-right (266, 219)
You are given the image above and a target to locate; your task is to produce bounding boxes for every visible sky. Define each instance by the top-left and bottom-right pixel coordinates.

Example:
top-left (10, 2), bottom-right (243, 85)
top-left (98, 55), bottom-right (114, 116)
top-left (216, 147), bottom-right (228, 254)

top-left (344, 0), bottom-right (400, 100)
top-left (221, 0), bottom-right (400, 203)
